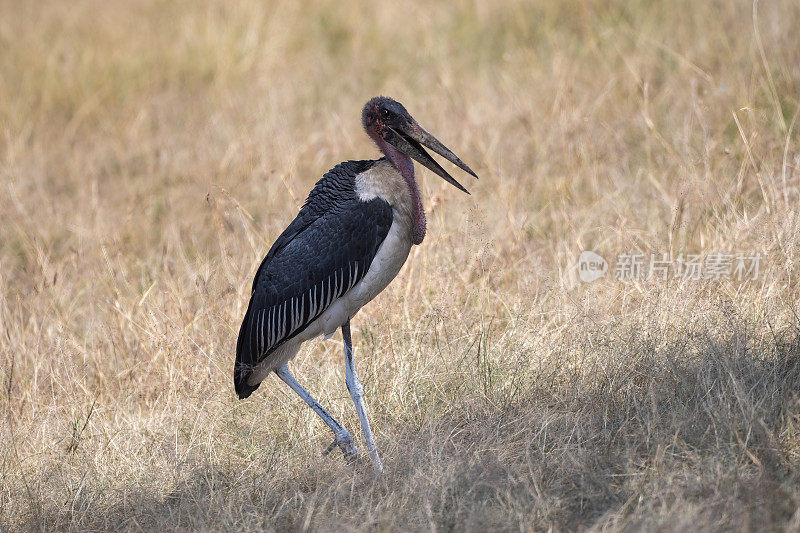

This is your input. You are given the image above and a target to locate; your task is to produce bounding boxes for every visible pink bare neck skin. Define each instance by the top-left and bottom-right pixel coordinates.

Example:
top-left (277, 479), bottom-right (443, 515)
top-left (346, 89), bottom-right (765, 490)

top-left (371, 133), bottom-right (426, 245)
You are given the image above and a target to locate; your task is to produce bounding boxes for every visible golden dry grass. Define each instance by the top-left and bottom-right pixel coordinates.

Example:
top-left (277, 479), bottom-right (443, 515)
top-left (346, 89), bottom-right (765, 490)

top-left (2, 0), bottom-right (800, 530)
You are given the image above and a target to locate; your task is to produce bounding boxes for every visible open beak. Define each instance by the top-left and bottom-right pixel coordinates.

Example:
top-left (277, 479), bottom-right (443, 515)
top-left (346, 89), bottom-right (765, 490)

top-left (384, 119), bottom-right (478, 194)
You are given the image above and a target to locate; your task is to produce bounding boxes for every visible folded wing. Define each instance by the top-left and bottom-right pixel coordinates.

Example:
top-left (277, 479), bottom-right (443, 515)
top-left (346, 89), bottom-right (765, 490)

top-left (234, 163), bottom-right (392, 398)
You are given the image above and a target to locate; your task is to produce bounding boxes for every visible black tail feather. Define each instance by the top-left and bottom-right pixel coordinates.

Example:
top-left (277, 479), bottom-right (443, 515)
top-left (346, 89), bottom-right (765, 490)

top-left (234, 304), bottom-right (261, 399)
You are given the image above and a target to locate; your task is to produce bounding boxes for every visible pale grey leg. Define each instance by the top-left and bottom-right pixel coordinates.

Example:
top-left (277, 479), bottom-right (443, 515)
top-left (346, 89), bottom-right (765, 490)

top-left (275, 364), bottom-right (358, 459)
top-left (342, 321), bottom-right (383, 471)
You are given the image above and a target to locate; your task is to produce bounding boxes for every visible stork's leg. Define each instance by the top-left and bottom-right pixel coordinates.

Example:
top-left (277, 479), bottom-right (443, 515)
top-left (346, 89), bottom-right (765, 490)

top-left (342, 321), bottom-right (384, 471)
top-left (274, 364), bottom-right (358, 460)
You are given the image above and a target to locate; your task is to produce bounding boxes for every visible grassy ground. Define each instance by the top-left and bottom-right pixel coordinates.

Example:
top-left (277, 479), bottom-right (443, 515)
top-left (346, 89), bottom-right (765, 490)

top-left (2, 0), bottom-right (800, 530)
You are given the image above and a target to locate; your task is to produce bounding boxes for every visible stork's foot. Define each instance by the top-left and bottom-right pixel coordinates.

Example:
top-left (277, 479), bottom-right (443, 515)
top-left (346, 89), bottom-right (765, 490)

top-left (323, 429), bottom-right (359, 461)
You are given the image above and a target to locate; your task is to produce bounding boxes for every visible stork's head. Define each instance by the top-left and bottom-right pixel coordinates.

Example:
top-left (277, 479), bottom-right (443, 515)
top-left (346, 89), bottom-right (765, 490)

top-left (362, 96), bottom-right (478, 193)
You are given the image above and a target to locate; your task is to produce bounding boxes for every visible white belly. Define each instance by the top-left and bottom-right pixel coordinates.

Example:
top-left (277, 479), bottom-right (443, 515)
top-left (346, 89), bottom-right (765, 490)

top-left (246, 211), bottom-right (412, 385)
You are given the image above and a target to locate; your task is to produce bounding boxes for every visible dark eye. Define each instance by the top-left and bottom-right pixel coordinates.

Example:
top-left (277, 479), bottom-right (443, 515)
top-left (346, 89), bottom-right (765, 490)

top-left (380, 108), bottom-right (391, 119)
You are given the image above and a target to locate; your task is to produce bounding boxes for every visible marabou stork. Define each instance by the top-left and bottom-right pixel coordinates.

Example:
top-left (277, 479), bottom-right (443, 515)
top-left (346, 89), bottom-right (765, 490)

top-left (234, 96), bottom-right (477, 471)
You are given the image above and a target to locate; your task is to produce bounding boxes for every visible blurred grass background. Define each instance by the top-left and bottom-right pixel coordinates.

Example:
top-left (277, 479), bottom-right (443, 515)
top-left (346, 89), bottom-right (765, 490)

top-left (1, 0), bottom-right (800, 530)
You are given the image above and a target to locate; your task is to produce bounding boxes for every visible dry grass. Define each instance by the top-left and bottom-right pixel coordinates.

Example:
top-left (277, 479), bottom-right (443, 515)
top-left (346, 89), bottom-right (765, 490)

top-left (2, 0), bottom-right (800, 530)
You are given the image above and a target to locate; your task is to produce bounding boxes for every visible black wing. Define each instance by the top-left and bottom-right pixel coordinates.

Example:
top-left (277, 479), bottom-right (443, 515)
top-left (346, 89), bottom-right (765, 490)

top-left (234, 160), bottom-right (393, 398)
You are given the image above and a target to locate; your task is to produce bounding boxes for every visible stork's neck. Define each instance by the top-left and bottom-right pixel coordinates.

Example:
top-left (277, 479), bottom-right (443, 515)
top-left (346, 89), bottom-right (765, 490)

top-left (374, 136), bottom-right (426, 244)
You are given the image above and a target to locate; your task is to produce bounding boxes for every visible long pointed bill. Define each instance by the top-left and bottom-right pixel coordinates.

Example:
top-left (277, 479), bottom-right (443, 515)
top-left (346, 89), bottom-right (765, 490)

top-left (406, 122), bottom-right (478, 179)
top-left (385, 120), bottom-right (477, 194)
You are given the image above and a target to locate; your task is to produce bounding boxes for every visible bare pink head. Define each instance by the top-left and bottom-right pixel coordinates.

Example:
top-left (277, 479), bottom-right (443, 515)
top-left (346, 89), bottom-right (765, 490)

top-left (361, 96), bottom-right (478, 244)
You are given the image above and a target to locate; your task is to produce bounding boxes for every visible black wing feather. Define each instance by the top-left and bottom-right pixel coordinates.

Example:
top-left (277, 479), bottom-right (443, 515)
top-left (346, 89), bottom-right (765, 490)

top-left (234, 160), bottom-right (393, 398)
